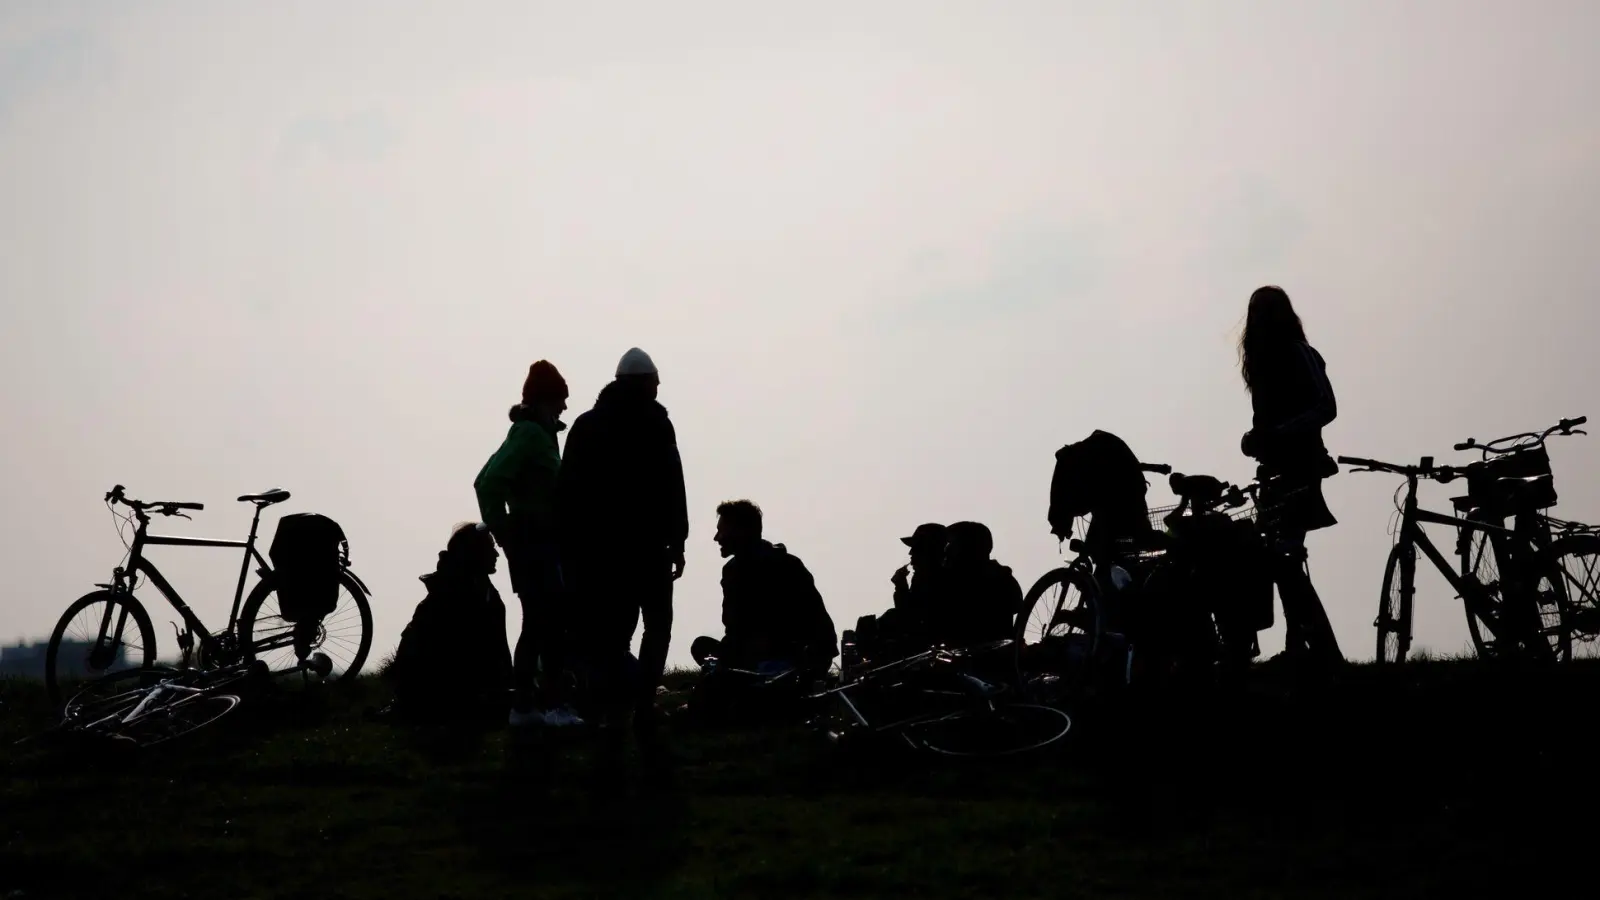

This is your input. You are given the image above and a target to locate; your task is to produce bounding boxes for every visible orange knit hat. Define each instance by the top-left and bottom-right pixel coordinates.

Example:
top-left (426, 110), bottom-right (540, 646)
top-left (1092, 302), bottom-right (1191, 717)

top-left (521, 360), bottom-right (569, 405)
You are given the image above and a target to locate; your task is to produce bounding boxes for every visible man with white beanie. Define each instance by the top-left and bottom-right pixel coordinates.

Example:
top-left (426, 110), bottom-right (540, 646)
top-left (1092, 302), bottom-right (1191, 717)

top-left (557, 347), bottom-right (689, 736)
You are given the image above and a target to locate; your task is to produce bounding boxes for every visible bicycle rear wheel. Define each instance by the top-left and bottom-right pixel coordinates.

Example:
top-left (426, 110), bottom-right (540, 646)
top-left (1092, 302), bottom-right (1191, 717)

top-left (238, 571), bottom-right (373, 681)
top-left (903, 703), bottom-right (1071, 758)
top-left (1545, 533), bottom-right (1600, 660)
top-left (1461, 527), bottom-right (1566, 661)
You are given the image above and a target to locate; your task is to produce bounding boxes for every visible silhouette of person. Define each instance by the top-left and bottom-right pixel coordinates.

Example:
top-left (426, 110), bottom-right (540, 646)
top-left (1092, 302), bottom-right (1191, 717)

top-left (385, 522), bottom-right (513, 725)
top-left (892, 522), bottom-right (947, 620)
top-left (474, 360), bottom-right (584, 728)
top-left (928, 521), bottom-right (1023, 648)
top-left (556, 347), bottom-right (688, 731)
top-left (693, 499), bottom-right (837, 671)
top-left (1238, 285), bottom-right (1345, 674)
top-left (683, 500), bottom-right (837, 721)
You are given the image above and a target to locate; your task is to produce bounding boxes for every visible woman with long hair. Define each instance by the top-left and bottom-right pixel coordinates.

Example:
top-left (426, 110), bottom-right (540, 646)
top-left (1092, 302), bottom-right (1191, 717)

top-left (1238, 285), bottom-right (1345, 675)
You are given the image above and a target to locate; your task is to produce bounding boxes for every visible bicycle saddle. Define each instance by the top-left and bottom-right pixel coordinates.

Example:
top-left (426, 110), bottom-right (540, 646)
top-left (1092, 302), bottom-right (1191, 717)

top-left (237, 488), bottom-right (291, 505)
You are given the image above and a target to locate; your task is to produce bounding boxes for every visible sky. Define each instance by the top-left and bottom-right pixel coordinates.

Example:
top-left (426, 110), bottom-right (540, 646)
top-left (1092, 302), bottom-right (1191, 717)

top-left (2, 0), bottom-right (1598, 669)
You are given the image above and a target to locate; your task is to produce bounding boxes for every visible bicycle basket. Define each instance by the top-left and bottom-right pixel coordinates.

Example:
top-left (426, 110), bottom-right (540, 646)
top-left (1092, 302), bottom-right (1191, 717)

top-left (1466, 446), bottom-right (1557, 510)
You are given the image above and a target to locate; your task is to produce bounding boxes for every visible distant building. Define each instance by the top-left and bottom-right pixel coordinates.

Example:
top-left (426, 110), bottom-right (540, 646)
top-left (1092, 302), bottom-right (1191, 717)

top-left (0, 640), bottom-right (129, 679)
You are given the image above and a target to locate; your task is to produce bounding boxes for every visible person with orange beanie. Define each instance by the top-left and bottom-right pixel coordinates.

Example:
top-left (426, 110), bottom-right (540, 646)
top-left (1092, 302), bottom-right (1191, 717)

top-left (474, 359), bottom-right (584, 728)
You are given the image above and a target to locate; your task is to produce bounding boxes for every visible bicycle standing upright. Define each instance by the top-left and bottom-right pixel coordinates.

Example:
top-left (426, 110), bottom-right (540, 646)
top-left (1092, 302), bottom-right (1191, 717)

top-left (43, 485), bottom-right (374, 704)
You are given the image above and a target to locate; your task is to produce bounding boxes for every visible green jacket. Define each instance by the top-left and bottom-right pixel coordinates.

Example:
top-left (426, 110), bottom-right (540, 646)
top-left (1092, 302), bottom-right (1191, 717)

top-left (474, 405), bottom-right (563, 543)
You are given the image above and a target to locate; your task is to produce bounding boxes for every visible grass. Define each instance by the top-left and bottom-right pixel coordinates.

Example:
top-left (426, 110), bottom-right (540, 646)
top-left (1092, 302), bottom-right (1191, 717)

top-left (2, 659), bottom-right (1597, 899)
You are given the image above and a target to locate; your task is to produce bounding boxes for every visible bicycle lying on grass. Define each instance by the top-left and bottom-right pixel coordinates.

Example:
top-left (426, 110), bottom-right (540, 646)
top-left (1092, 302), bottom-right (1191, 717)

top-left (807, 640), bottom-right (1072, 758)
top-left (25, 652), bottom-right (334, 749)
top-left (44, 485), bottom-right (374, 705)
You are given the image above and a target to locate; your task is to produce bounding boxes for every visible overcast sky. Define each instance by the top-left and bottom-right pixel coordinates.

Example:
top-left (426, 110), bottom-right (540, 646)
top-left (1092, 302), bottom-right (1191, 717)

top-left (3, 0), bottom-right (1597, 668)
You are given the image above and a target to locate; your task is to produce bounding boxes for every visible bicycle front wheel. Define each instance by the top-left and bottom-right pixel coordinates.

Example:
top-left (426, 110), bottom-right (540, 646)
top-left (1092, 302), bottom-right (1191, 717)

top-left (238, 570), bottom-right (372, 680)
top-left (115, 693), bottom-right (240, 748)
top-left (1377, 543), bottom-right (1415, 664)
top-left (46, 590), bottom-right (157, 707)
top-left (903, 703), bottom-right (1072, 758)
top-left (1015, 566), bottom-right (1102, 695)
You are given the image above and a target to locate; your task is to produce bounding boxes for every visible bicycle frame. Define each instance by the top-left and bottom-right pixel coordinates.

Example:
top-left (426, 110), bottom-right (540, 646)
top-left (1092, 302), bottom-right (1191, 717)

top-left (1389, 470), bottom-right (1536, 650)
top-left (101, 505), bottom-right (274, 660)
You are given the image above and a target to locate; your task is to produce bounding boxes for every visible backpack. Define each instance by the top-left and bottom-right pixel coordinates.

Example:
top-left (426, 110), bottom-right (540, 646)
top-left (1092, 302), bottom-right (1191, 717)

top-left (1048, 430), bottom-right (1151, 540)
top-left (269, 513), bottom-right (347, 623)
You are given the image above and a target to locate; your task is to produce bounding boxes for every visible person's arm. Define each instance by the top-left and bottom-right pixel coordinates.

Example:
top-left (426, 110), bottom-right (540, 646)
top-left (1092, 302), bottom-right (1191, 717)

top-left (473, 428), bottom-right (529, 541)
top-left (553, 417), bottom-right (592, 549)
top-left (1273, 343), bottom-right (1337, 435)
top-left (660, 418), bottom-right (690, 577)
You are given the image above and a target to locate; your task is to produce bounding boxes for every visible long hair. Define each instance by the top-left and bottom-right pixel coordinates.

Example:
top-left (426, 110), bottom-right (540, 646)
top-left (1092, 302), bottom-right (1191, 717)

top-left (1239, 285), bottom-right (1307, 394)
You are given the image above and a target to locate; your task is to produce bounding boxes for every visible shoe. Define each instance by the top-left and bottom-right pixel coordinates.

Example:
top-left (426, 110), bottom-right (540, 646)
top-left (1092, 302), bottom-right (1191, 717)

top-left (508, 708), bottom-right (544, 728)
top-left (541, 706), bottom-right (586, 727)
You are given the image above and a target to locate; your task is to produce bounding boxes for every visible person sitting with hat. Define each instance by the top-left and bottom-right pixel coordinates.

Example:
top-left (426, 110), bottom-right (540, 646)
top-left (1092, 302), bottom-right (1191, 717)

top-left (845, 522), bottom-right (949, 667)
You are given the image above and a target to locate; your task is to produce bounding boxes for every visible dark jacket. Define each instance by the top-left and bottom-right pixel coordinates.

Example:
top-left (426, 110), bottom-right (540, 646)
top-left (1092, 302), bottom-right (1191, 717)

top-left (927, 559), bottom-right (1023, 647)
top-left (720, 540), bottom-right (838, 667)
top-left (556, 381), bottom-right (689, 556)
top-left (388, 553), bottom-right (513, 714)
top-left (473, 405), bottom-right (563, 545)
top-left (1248, 340), bottom-right (1337, 473)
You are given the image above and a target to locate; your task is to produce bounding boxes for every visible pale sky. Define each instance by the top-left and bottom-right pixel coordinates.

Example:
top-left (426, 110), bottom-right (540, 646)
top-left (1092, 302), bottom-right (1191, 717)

top-left (3, 0), bottom-right (1597, 668)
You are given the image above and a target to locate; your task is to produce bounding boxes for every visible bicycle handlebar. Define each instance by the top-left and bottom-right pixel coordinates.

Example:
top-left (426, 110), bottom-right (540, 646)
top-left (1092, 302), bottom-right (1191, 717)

top-left (1337, 455), bottom-right (1463, 482)
top-left (1453, 416), bottom-right (1588, 453)
top-left (105, 485), bottom-right (205, 515)
top-left (1140, 462), bottom-right (1172, 476)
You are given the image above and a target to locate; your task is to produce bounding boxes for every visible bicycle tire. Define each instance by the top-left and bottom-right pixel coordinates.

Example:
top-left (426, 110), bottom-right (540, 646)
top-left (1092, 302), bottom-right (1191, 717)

top-left (903, 703), bottom-right (1072, 758)
top-left (1376, 543), bottom-right (1414, 664)
top-left (113, 693), bottom-right (241, 748)
top-left (1014, 566), bottom-right (1101, 695)
top-left (1460, 526), bottom-right (1566, 661)
top-left (1543, 533), bottom-right (1600, 660)
top-left (45, 590), bottom-right (157, 708)
top-left (63, 666), bottom-right (188, 726)
top-left (238, 570), bottom-right (373, 681)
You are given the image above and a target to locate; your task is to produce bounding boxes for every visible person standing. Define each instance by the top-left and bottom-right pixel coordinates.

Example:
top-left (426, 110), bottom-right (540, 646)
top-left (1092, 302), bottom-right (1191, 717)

top-left (474, 360), bottom-right (584, 727)
top-left (557, 347), bottom-right (688, 731)
top-left (1238, 285), bottom-right (1345, 676)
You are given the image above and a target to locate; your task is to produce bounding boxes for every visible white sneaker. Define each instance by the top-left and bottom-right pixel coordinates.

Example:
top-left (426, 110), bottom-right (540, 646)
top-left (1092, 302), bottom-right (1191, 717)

top-left (508, 708), bottom-right (544, 728)
top-left (541, 706), bottom-right (586, 727)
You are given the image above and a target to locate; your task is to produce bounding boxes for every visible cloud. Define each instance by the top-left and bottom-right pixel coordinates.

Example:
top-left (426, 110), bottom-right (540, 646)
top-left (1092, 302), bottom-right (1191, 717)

top-left (276, 110), bottom-right (402, 165)
top-left (0, 28), bottom-right (107, 122)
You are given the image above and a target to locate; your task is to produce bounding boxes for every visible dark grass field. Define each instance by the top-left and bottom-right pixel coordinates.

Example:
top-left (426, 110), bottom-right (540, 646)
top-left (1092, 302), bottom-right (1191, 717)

top-left (2, 659), bottom-right (1596, 899)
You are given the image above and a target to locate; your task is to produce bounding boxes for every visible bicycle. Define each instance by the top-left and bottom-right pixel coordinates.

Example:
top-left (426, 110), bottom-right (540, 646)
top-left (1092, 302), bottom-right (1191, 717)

top-left (808, 640), bottom-right (1072, 758)
top-left (1339, 453), bottom-right (1570, 663)
top-left (43, 485), bottom-right (374, 705)
top-left (1013, 460), bottom-right (1171, 697)
top-left (1451, 416), bottom-right (1600, 659)
top-left (44, 652), bottom-right (334, 749)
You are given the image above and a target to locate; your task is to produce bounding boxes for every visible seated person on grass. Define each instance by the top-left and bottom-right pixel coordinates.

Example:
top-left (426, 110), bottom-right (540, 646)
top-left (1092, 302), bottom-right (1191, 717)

top-left (383, 522), bottom-right (513, 726)
top-left (684, 500), bottom-right (838, 721)
top-left (925, 521), bottom-right (1023, 651)
top-left (846, 522), bottom-right (947, 667)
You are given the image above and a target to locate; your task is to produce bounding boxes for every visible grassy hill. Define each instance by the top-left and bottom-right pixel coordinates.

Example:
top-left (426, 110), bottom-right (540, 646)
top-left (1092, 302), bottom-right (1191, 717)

top-left (2, 660), bottom-right (1596, 899)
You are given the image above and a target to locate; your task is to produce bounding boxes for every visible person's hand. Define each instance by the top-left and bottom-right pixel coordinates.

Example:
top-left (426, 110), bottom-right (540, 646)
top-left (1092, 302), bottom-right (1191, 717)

top-left (670, 548), bottom-right (686, 580)
top-left (892, 565), bottom-right (910, 592)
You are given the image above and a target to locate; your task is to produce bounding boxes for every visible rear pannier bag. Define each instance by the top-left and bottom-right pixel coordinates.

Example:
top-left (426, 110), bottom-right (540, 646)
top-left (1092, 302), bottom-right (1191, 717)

top-left (269, 513), bottom-right (347, 623)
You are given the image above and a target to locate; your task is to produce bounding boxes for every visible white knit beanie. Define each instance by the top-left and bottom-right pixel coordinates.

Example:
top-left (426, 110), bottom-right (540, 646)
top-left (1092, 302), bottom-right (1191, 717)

top-left (616, 347), bottom-right (659, 378)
